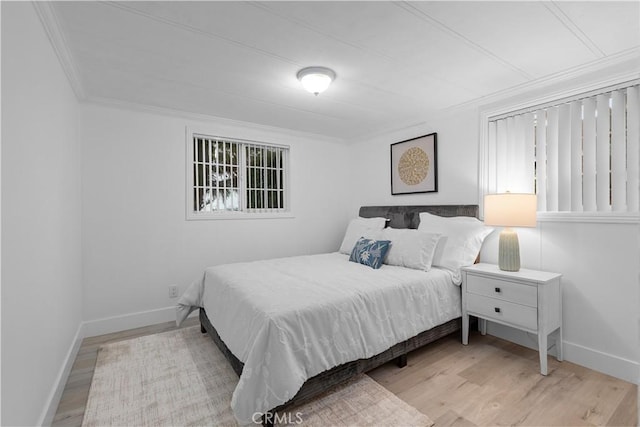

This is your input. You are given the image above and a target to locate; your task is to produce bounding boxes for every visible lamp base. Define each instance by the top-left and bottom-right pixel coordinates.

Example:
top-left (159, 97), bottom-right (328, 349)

top-left (498, 228), bottom-right (520, 272)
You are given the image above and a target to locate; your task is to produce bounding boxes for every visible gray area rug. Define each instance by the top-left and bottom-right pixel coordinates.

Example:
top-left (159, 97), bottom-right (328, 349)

top-left (82, 326), bottom-right (434, 426)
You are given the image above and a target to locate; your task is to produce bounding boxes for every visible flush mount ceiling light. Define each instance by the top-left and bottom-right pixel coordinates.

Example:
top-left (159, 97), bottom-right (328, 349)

top-left (297, 66), bottom-right (336, 96)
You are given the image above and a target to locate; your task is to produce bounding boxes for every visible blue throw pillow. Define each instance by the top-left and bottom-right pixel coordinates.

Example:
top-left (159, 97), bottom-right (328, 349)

top-left (349, 237), bottom-right (392, 269)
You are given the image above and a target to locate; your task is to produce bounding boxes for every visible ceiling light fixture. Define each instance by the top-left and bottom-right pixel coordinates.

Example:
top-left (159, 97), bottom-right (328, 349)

top-left (297, 66), bottom-right (336, 96)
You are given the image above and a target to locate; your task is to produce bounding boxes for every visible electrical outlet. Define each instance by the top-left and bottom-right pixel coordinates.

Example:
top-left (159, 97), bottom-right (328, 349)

top-left (168, 285), bottom-right (179, 299)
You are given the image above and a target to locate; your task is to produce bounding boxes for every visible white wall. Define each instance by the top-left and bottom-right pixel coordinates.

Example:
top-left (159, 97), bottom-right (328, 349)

top-left (482, 221), bottom-right (639, 383)
top-left (1, 2), bottom-right (4, 423)
top-left (2, 5), bottom-right (637, 425)
top-left (346, 94), bottom-right (639, 383)
top-left (475, 66), bottom-right (640, 383)
top-left (346, 107), bottom-right (480, 216)
top-left (80, 104), bottom-right (350, 329)
top-left (1, 3), bottom-right (83, 426)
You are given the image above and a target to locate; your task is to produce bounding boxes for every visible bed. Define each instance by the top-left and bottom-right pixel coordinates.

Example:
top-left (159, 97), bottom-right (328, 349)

top-left (177, 204), bottom-right (486, 425)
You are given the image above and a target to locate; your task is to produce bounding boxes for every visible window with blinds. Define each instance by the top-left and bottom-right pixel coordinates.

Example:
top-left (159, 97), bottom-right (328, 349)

top-left (485, 83), bottom-right (640, 217)
top-left (187, 132), bottom-right (289, 219)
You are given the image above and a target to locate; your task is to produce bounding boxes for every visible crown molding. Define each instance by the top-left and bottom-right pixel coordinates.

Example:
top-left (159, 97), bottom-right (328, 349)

top-left (82, 96), bottom-right (347, 145)
top-left (347, 117), bottom-right (434, 146)
top-left (31, 1), bottom-right (85, 100)
top-left (347, 48), bottom-right (639, 144)
top-left (452, 47), bottom-right (640, 117)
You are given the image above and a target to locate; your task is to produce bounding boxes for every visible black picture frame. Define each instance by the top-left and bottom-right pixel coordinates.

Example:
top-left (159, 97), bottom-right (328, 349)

top-left (390, 133), bottom-right (438, 195)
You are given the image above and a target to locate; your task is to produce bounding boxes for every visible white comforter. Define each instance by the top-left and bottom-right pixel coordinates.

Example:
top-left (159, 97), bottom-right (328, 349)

top-left (177, 252), bottom-right (461, 424)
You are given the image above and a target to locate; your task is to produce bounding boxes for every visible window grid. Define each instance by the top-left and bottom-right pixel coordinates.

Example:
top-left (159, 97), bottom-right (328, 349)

top-left (245, 144), bottom-right (286, 211)
top-left (190, 134), bottom-right (288, 217)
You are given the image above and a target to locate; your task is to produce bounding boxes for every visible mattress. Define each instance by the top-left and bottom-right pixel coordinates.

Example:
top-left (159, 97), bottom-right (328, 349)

top-left (178, 252), bottom-right (461, 424)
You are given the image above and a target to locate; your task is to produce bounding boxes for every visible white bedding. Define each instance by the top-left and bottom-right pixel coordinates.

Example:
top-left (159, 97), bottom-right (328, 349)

top-left (177, 252), bottom-right (461, 424)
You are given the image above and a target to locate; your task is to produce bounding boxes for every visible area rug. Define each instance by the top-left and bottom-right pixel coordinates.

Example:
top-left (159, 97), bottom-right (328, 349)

top-left (82, 326), bottom-right (434, 426)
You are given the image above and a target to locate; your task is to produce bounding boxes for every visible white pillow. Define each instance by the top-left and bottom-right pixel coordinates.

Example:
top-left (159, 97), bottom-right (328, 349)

top-left (378, 228), bottom-right (441, 271)
top-left (338, 217), bottom-right (387, 254)
top-left (417, 212), bottom-right (494, 284)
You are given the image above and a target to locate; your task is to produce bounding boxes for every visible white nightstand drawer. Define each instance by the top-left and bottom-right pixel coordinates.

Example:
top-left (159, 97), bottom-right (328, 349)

top-left (467, 275), bottom-right (537, 307)
top-left (467, 293), bottom-right (538, 331)
top-left (461, 264), bottom-right (562, 376)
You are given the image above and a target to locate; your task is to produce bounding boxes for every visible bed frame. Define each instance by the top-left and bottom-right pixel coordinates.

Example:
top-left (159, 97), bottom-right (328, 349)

top-left (199, 204), bottom-right (479, 426)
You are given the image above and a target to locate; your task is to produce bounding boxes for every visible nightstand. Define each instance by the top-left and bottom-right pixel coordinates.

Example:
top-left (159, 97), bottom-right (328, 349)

top-left (461, 263), bottom-right (562, 375)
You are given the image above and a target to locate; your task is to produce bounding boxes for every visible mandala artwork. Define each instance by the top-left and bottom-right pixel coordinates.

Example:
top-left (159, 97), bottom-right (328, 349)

top-left (398, 147), bottom-right (430, 186)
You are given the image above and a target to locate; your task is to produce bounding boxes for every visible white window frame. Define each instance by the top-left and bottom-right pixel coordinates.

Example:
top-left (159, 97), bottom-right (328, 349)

top-left (186, 128), bottom-right (292, 220)
top-left (479, 77), bottom-right (640, 224)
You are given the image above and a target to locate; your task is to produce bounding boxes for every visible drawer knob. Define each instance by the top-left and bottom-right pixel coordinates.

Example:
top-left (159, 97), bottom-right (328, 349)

top-left (494, 307), bottom-right (501, 313)
top-left (495, 287), bottom-right (501, 293)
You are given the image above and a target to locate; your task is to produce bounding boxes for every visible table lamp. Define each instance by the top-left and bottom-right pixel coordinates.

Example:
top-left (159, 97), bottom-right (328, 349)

top-left (484, 193), bottom-right (537, 271)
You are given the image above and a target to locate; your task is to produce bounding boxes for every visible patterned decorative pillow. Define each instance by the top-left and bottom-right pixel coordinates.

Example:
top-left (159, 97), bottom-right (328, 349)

top-left (349, 237), bottom-right (392, 269)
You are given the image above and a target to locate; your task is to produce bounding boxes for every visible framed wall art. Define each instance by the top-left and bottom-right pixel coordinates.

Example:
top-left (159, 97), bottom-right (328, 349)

top-left (390, 133), bottom-right (438, 195)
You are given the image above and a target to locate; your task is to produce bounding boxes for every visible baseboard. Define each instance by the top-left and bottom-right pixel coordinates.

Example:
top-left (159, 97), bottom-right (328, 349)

top-left (37, 306), bottom-right (198, 425)
top-left (37, 322), bottom-right (85, 427)
top-left (562, 340), bottom-right (639, 384)
top-left (83, 305), bottom-right (184, 338)
top-left (487, 323), bottom-right (639, 384)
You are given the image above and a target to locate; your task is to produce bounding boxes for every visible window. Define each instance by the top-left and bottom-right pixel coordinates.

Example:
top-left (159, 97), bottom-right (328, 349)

top-left (186, 131), bottom-right (289, 219)
top-left (481, 81), bottom-right (640, 221)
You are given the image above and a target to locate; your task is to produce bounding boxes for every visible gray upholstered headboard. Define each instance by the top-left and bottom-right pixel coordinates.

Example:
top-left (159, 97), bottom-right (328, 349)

top-left (359, 205), bottom-right (479, 229)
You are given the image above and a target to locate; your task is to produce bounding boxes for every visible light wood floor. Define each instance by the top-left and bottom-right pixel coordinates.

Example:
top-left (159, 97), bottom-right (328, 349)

top-left (52, 317), bottom-right (200, 426)
top-left (53, 320), bottom-right (637, 427)
top-left (368, 332), bottom-right (637, 426)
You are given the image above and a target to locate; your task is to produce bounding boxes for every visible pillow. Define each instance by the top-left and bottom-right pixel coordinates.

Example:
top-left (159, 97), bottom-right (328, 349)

top-left (338, 217), bottom-right (387, 254)
top-left (378, 228), bottom-right (441, 271)
top-left (417, 212), bottom-right (494, 284)
top-left (349, 237), bottom-right (392, 269)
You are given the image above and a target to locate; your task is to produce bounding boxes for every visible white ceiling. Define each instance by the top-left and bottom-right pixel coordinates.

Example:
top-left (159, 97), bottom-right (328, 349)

top-left (49, 1), bottom-right (640, 141)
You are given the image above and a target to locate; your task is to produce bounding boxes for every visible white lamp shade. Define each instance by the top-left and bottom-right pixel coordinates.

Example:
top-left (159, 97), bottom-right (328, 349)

top-left (484, 193), bottom-right (537, 227)
top-left (297, 67), bottom-right (335, 95)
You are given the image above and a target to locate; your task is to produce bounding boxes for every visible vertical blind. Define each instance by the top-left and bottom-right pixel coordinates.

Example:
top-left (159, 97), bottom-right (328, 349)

top-left (487, 83), bottom-right (640, 213)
